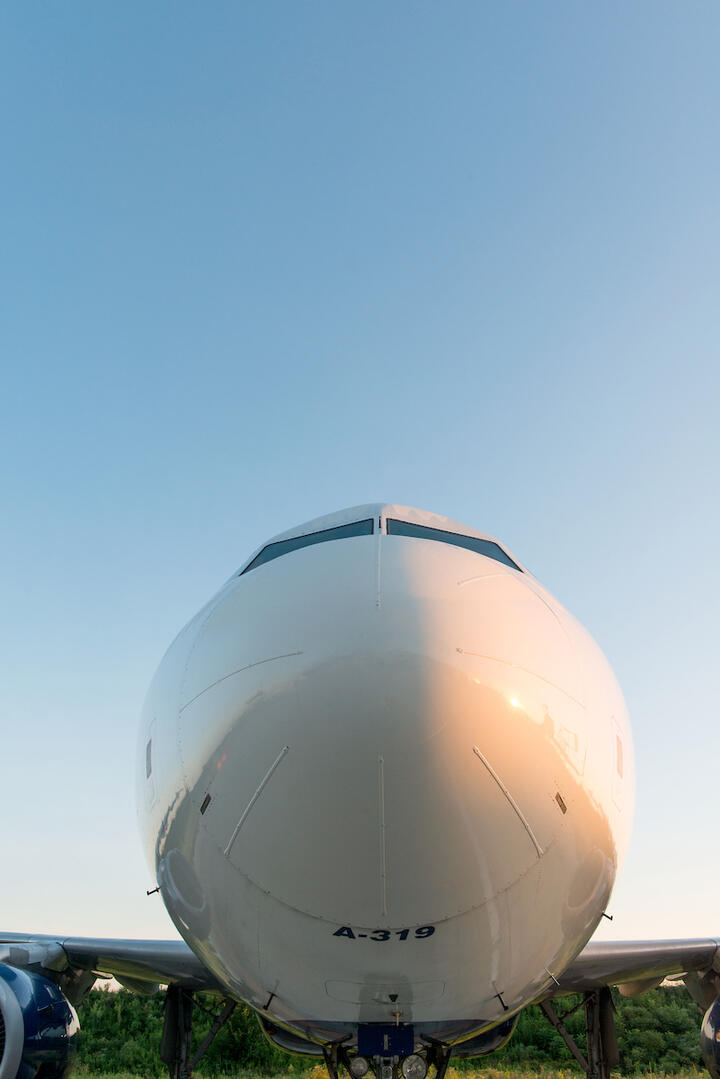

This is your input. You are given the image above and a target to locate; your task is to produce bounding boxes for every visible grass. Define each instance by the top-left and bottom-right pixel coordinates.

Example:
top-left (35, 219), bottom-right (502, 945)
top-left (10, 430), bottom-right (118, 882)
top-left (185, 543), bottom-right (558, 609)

top-left (72, 1068), bottom-right (708, 1079)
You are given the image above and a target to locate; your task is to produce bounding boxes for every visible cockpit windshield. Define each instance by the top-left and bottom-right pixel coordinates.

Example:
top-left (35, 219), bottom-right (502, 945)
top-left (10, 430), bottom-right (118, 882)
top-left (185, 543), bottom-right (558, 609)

top-left (385, 519), bottom-right (521, 571)
top-left (241, 518), bottom-right (375, 575)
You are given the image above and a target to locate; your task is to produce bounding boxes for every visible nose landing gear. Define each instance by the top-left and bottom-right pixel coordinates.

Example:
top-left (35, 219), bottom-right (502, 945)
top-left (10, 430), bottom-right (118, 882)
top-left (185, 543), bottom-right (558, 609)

top-left (322, 1039), bottom-right (450, 1079)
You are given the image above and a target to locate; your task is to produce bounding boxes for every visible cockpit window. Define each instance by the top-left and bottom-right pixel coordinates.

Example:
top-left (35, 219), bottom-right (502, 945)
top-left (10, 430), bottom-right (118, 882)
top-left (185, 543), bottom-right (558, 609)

top-left (385, 519), bottom-right (521, 571)
top-left (241, 518), bottom-right (375, 575)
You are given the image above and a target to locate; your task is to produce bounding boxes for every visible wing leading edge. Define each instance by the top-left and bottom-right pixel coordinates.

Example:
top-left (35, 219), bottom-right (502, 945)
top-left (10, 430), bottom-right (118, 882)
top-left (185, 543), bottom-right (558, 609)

top-left (552, 937), bottom-right (720, 997)
top-left (0, 931), bottom-right (219, 999)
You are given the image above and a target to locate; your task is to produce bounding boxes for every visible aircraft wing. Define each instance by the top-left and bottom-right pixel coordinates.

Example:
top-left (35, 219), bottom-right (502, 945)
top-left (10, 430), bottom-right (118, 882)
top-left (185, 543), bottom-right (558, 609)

top-left (552, 937), bottom-right (720, 997)
top-left (3, 931), bottom-right (720, 1007)
top-left (0, 931), bottom-right (219, 999)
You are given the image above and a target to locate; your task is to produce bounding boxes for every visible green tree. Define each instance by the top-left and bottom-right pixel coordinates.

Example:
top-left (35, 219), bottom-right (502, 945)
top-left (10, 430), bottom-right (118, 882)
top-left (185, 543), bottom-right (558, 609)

top-left (75, 984), bottom-right (707, 1076)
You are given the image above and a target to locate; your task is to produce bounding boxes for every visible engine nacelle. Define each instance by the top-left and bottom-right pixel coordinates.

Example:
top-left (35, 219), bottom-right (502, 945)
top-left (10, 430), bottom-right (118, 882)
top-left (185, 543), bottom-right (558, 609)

top-left (0, 964), bottom-right (79, 1079)
top-left (702, 997), bottom-right (720, 1079)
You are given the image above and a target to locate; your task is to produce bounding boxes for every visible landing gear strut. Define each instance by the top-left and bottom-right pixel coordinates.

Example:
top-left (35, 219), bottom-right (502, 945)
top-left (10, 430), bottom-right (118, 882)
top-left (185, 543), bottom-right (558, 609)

top-left (161, 986), bottom-right (236, 1079)
top-left (425, 1042), bottom-right (452, 1079)
top-left (322, 1043), bottom-right (341, 1079)
top-left (540, 988), bottom-right (619, 1079)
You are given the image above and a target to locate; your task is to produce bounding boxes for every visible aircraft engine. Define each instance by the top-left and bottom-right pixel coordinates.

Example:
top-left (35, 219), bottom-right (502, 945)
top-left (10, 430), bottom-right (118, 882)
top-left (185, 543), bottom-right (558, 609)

top-left (702, 998), bottom-right (720, 1079)
top-left (0, 964), bottom-right (79, 1079)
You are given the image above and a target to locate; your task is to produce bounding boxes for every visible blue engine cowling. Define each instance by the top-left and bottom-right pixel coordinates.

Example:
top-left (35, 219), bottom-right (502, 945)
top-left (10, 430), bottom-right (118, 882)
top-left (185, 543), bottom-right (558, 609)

top-left (702, 997), bottom-right (720, 1079)
top-left (0, 964), bottom-right (79, 1079)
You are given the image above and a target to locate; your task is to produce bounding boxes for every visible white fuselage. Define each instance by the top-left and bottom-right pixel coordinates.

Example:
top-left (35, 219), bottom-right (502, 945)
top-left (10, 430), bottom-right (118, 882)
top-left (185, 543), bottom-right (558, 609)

top-left (137, 504), bottom-right (634, 1047)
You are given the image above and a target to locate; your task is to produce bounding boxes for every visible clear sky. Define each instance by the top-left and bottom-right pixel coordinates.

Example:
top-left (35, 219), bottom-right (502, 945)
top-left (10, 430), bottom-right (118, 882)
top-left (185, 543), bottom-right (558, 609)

top-left (1, 3), bottom-right (718, 944)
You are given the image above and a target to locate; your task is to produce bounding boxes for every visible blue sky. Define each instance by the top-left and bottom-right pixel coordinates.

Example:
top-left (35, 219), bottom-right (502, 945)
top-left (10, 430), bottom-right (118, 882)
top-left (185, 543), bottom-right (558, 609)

top-left (1, 3), bottom-right (718, 940)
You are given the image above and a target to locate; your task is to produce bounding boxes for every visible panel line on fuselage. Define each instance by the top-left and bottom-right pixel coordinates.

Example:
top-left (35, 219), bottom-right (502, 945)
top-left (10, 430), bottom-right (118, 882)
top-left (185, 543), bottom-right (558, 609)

top-left (472, 745), bottom-right (544, 858)
top-left (378, 754), bottom-right (388, 916)
top-left (457, 648), bottom-right (585, 709)
top-left (224, 745), bottom-right (290, 857)
top-left (180, 652), bottom-right (304, 712)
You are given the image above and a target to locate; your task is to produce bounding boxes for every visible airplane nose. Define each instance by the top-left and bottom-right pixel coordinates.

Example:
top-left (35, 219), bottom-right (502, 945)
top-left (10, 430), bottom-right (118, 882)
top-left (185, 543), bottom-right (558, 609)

top-left (176, 532), bottom-right (589, 930)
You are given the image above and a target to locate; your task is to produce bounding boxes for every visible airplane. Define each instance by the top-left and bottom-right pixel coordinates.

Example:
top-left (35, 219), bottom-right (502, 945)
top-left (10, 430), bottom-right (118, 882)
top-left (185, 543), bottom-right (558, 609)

top-left (2, 503), bottom-right (720, 1079)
